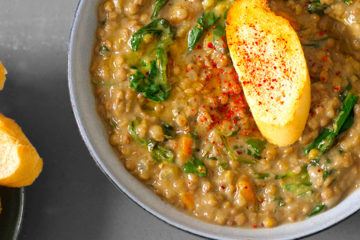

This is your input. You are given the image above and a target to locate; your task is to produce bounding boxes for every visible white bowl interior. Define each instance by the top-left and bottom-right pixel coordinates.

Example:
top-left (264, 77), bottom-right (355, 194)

top-left (68, 1), bottom-right (360, 239)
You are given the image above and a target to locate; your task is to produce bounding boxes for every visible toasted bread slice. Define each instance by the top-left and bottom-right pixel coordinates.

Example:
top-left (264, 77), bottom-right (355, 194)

top-left (0, 61), bottom-right (6, 90)
top-left (226, 0), bottom-right (311, 146)
top-left (0, 114), bottom-right (43, 187)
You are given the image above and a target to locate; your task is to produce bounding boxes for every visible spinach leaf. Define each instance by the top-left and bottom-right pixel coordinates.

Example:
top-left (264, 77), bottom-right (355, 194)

top-left (129, 43), bottom-right (171, 101)
top-left (151, 143), bottom-right (174, 163)
top-left (246, 139), bottom-right (266, 158)
top-left (129, 19), bottom-right (174, 102)
top-left (278, 165), bottom-right (312, 196)
top-left (220, 162), bottom-right (229, 170)
top-left (128, 120), bottom-right (174, 163)
top-left (307, 0), bottom-right (328, 14)
top-left (307, 204), bottom-right (326, 216)
top-left (187, 12), bottom-right (219, 52)
top-left (184, 156), bottom-right (207, 177)
top-left (221, 136), bottom-right (256, 164)
top-left (285, 183), bottom-right (312, 196)
top-left (274, 197), bottom-right (286, 207)
top-left (252, 172), bottom-right (270, 179)
top-left (130, 18), bottom-right (173, 52)
top-left (161, 122), bottom-right (176, 139)
top-left (304, 92), bottom-right (358, 159)
top-left (151, 0), bottom-right (169, 20)
top-left (301, 37), bottom-right (329, 48)
top-left (99, 45), bottom-right (110, 56)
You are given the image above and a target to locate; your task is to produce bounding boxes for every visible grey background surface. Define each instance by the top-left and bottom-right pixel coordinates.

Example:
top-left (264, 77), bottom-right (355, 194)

top-left (0, 0), bottom-right (359, 239)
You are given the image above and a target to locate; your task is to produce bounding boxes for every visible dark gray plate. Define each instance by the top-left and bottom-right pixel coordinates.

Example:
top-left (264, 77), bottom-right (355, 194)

top-left (0, 187), bottom-right (24, 240)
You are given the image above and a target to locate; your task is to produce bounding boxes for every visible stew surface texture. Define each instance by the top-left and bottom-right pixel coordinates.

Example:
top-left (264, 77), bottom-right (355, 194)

top-left (90, 0), bottom-right (360, 228)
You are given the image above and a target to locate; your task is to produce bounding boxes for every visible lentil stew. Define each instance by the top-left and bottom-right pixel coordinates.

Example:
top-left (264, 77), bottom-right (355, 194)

top-left (90, 0), bottom-right (360, 228)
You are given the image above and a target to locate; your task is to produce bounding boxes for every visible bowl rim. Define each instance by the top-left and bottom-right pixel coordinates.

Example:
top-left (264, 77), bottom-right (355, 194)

top-left (67, 0), bottom-right (360, 239)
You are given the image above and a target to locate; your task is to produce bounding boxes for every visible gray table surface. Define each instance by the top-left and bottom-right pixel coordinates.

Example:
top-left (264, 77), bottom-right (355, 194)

top-left (0, 0), bottom-right (359, 239)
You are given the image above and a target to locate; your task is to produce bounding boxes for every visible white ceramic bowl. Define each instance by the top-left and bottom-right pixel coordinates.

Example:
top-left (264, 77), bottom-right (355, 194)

top-left (68, 1), bottom-right (360, 239)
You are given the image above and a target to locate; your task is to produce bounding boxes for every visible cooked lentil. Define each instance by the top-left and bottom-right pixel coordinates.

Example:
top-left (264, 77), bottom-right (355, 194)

top-left (90, 0), bottom-right (360, 228)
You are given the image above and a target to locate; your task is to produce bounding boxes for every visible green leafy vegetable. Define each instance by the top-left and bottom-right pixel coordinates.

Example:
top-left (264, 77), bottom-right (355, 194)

top-left (274, 197), bottom-right (286, 207)
top-left (128, 19), bottom-right (174, 102)
top-left (110, 118), bottom-right (118, 129)
top-left (339, 83), bottom-right (352, 101)
top-left (99, 45), bottom-right (110, 56)
top-left (343, 0), bottom-right (352, 5)
top-left (304, 92), bottom-right (359, 158)
top-left (213, 23), bottom-right (226, 37)
top-left (285, 183), bottom-right (312, 196)
top-left (307, 204), bottom-right (326, 216)
top-left (278, 165), bottom-right (312, 196)
top-left (323, 168), bottom-right (334, 180)
top-left (221, 136), bottom-right (256, 164)
top-left (301, 37), bottom-right (329, 48)
top-left (130, 18), bottom-right (173, 52)
top-left (151, 143), bottom-right (174, 162)
top-left (307, 0), bottom-right (328, 14)
top-left (151, 0), bottom-right (169, 20)
top-left (187, 12), bottom-right (219, 52)
top-left (220, 162), bottom-right (229, 170)
top-left (184, 156), bottom-right (207, 177)
top-left (252, 172), bottom-right (270, 179)
top-left (339, 110), bottom-right (354, 134)
top-left (129, 42), bottom-right (172, 101)
top-left (246, 139), bottom-right (266, 158)
top-left (161, 122), bottom-right (176, 139)
top-left (128, 120), bottom-right (174, 163)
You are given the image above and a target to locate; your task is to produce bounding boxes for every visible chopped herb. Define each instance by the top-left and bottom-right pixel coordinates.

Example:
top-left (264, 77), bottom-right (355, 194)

top-left (208, 156), bottom-right (218, 160)
top-left (151, 0), bottom-right (169, 20)
top-left (246, 139), bottom-right (266, 158)
top-left (343, 0), bottom-right (352, 5)
top-left (338, 149), bottom-right (345, 154)
top-left (307, 204), bottom-right (326, 216)
top-left (99, 45), bottom-right (110, 56)
top-left (274, 197), bottom-right (286, 207)
top-left (184, 156), bottom-right (207, 177)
